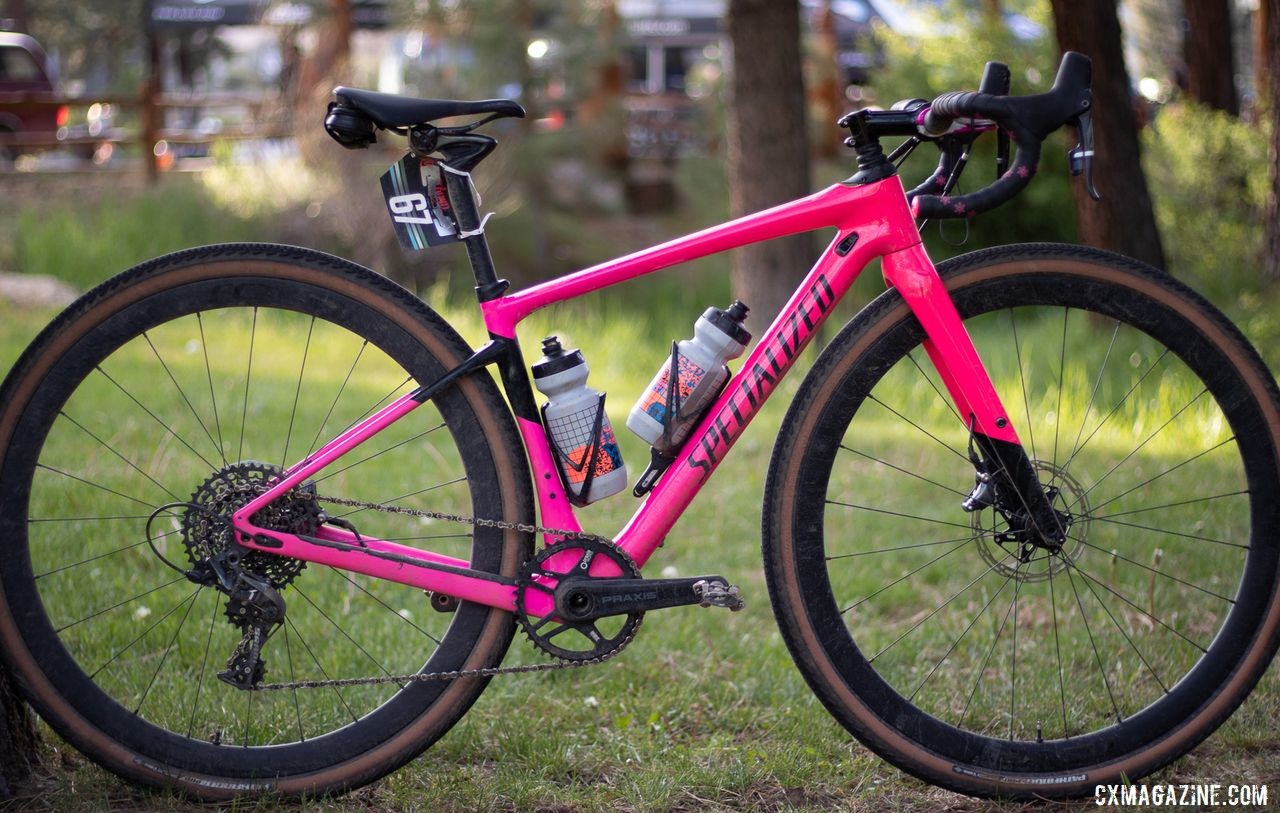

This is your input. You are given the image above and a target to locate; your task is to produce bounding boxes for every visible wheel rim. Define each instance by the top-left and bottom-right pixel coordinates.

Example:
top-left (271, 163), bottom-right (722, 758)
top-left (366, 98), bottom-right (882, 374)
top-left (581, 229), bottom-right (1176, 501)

top-left (790, 269), bottom-right (1279, 771)
top-left (0, 272), bottom-right (514, 774)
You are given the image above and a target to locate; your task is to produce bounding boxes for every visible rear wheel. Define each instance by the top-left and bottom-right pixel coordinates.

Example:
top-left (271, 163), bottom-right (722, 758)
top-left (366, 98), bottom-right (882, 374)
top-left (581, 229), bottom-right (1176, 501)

top-left (764, 244), bottom-right (1280, 798)
top-left (0, 244), bottom-right (534, 798)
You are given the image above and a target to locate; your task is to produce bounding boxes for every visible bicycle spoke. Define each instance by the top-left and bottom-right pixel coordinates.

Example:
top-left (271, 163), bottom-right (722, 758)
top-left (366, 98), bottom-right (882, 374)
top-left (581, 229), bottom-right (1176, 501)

top-left (284, 615), bottom-right (358, 723)
top-left (316, 376), bottom-right (415, 457)
top-left (826, 535), bottom-right (977, 561)
top-left (27, 515), bottom-right (152, 523)
top-left (186, 591), bottom-right (220, 739)
top-left (838, 444), bottom-right (968, 496)
top-left (958, 560), bottom-right (1023, 730)
top-left (329, 568), bottom-right (442, 646)
top-left (1009, 559), bottom-right (1024, 740)
top-left (305, 340), bottom-right (369, 459)
top-left (1088, 488), bottom-right (1246, 521)
top-left (1047, 560), bottom-right (1069, 738)
top-left (282, 622), bottom-right (305, 743)
top-left (1067, 319), bottom-right (1121, 468)
top-left (313, 422), bottom-right (447, 484)
top-left (35, 537), bottom-right (155, 579)
top-left (333, 476), bottom-right (467, 520)
top-left (1062, 348), bottom-right (1170, 472)
top-left (867, 394), bottom-right (969, 463)
top-left (237, 307), bottom-right (257, 463)
top-left (36, 463), bottom-right (157, 511)
top-left (908, 566), bottom-right (1015, 703)
top-left (293, 585), bottom-right (393, 678)
top-left (1008, 308), bottom-right (1038, 466)
top-left (243, 680), bottom-right (255, 746)
top-left (143, 330), bottom-right (223, 465)
top-left (1074, 538), bottom-right (1236, 604)
top-left (57, 411), bottom-right (181, 502)
top-left (826, 499), bottom-right (976, 532)
top-left (1084, 515), bottom-right (1247, 550)
top-left (869, 557), bottom-right (1004, 662)
top-left (905, 350), bottom-right (963, 425)
top-left (196, 313), bottom-right (228, 467)
top-left (1064, 559), bottom-right (1123, 724)
top-left (1067, 561), bottom-right (1209, 654)
top-left (87, 584), bottom-right (200, 679)
top-left (1068, 388), bottom-right (1209, 511)
top-left (56, 576), bottom-right (187, 633)
top-left (94, 366), bottom-right (217, 471)
top-left (1072, 562), bottom-right (1170, 695)
top-left (841, 538), bottom-right (973, 614)
top-left (134, 586), bottom-right (202, 716)
top-left (280, 316), bottom-right (316, 469)
top-left (1052, 307), bottom-right (1068, 476)
top-left (1087, 437), bottom-right (1236, 515)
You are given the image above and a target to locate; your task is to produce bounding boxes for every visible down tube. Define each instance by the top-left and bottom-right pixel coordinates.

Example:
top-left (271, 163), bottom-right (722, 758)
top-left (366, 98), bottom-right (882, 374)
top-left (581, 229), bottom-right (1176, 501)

top-left (614, 233), bottom-right (881, 567)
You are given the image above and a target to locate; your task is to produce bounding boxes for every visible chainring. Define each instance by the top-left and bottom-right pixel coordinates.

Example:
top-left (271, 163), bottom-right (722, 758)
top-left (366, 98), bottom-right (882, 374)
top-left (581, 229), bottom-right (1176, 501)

top-left (516, 538), bottom-right (643, 662)
top-left (181, 461), bottom-right (319, 589)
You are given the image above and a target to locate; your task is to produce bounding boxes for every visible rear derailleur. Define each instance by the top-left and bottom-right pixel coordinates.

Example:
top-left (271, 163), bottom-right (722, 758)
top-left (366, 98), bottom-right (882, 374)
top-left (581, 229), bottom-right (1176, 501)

top-left (186, 548), bottom-right (289, 689)
top-left (216, 569), bottom-right (287, 690)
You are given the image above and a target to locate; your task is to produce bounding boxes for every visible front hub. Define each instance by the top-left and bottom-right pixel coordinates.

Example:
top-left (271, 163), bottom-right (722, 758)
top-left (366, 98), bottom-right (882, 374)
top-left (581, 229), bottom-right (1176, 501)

top-left (972, 460), bottom-right (1089, 582)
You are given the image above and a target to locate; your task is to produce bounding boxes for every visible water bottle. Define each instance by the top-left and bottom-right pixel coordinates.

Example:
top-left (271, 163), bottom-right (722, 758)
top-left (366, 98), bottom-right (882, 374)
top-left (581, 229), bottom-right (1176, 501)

top-left (531, 336), bottom-right (627, 505)
top-left (627, 302), bottom-right (751, 494)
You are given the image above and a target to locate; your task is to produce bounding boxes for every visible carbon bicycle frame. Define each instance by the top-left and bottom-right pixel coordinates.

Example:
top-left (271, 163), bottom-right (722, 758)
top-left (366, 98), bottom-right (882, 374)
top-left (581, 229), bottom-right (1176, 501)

top-left (230, 172), bottom-right (1024, 617)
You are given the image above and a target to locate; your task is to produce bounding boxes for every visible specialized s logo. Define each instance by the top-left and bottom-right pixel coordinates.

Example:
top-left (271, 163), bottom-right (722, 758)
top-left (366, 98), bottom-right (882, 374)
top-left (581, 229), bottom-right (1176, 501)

top-left (687, 273), bottom-right (835, 480)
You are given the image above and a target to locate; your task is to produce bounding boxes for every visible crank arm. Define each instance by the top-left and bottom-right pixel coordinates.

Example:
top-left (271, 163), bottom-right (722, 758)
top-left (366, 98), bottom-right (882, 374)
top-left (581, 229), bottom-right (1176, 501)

top-left (554, 575), bottom-right (738, 621)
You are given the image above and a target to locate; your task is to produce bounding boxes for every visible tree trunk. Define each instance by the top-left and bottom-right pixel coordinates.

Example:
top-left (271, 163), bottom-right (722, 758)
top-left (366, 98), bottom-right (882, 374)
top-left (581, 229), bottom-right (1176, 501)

top-left (1262, 0), bottom-right (1280, 279)
top-left (296, 0), bottom-right (353, 107)
top-left (982, 0), bottom-right (1002, 27)
top-left (726, 0), bottom-right (815, 327)
top-left (2, 0), bottom-right (27, 32)
top-left (0, 664), bottom-right (41, 799)
top-left (811, 1), bottom-right (845, 159)
top-left (1050, 0), bottom-right (1166, 270)
top-left (1184, 0), bottom-right (1238, 115)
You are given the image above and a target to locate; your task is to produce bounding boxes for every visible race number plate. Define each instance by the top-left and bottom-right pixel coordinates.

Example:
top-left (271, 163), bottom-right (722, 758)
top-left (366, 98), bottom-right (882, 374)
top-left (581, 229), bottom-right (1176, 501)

top-left (379, 155), bottom-right (459, 250)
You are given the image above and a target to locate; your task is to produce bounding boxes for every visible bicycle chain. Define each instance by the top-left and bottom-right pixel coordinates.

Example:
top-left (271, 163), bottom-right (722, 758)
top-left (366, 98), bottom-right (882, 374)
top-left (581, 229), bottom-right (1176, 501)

top-left (247, 495), bottom-right (632, 692)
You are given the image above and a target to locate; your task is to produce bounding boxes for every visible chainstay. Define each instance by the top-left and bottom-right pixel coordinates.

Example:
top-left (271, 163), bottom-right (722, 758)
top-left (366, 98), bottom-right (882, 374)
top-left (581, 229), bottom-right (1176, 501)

top-left (245, 494), bottom-right (630, 691)
top-left (316, 494), bottom-right (606, 543)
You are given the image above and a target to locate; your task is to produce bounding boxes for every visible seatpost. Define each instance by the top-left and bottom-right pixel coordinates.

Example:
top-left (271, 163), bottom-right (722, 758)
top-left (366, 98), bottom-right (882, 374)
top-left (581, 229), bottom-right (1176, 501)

top-left (442, 169), bottom-right (510, 302)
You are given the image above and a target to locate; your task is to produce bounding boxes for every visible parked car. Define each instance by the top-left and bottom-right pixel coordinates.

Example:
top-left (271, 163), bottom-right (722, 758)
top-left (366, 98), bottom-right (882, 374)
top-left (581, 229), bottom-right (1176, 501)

top-left (0, 32), bottom-right (67, 158)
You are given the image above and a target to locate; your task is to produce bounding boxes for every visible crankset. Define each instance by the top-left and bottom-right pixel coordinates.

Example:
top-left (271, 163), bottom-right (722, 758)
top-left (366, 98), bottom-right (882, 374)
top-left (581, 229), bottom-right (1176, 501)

top-left (552, 573), bottom-right (745, 621)
top-left (516, 538), bottom-right (743, 662)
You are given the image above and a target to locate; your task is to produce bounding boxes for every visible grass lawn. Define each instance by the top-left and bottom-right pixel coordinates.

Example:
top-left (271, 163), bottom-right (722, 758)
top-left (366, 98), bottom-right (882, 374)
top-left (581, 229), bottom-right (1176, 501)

top-left (0, 284), bottom-right (1277, 813)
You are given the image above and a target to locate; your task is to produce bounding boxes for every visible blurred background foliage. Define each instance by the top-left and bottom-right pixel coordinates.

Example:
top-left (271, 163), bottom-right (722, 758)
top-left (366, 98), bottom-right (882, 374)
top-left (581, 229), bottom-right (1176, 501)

top-left (1, 0), bottom-right (1275, 345)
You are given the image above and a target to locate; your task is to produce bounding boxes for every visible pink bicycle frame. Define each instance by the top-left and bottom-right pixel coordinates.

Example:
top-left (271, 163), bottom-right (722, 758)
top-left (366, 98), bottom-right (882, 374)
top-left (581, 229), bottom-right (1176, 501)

top-left (231, 173), bottom-right (1022, 614)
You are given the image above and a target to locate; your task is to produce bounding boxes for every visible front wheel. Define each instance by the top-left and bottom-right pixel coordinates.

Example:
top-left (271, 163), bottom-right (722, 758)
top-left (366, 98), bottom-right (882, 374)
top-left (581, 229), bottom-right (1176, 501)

top-left (763, 244), bottom-right (1280, 798)
top-left (0, 244), bottom-right (534, 799)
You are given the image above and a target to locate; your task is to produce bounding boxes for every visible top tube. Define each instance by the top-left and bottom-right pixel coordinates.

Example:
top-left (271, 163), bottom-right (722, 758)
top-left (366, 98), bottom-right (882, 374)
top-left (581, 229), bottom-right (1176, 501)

top-left (479, 175), bottom-right (923, 337)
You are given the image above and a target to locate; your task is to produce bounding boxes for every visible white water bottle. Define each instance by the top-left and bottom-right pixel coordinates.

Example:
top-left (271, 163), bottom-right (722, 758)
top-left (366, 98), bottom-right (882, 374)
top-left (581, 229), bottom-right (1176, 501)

top-left (532, 336), bottom-right (628, 505)
top-left (627, 301), bottom-right (752, 455)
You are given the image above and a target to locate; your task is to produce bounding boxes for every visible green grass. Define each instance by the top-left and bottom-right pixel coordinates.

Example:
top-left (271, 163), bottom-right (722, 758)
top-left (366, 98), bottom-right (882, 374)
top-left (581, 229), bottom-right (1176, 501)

top-left (1, 275), bottom-right (1278, 813)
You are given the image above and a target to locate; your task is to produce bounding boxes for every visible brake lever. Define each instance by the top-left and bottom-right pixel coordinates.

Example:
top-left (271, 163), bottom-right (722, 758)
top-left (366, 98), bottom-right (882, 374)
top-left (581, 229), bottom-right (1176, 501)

top-left (1068, 111), bottom-right (1100, 200)
top-left (995, 128), bottom-right (1009, 178)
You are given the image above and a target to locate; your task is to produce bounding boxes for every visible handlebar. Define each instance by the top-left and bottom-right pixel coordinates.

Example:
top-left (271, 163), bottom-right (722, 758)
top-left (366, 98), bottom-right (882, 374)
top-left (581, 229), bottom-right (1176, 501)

top-left (886, 52), bottom-right (1094, 220)
top-left (904, 60), bottom-right (1011, 203)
